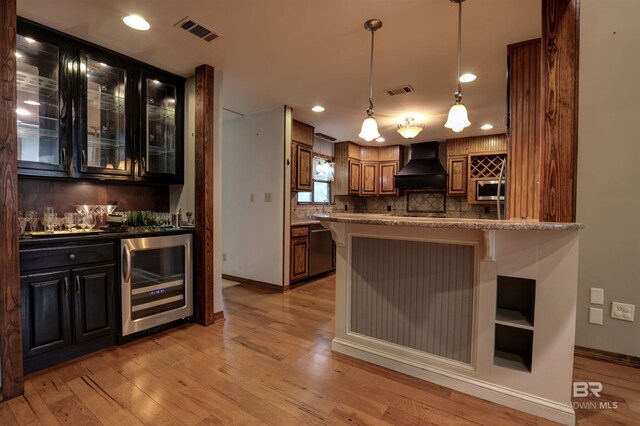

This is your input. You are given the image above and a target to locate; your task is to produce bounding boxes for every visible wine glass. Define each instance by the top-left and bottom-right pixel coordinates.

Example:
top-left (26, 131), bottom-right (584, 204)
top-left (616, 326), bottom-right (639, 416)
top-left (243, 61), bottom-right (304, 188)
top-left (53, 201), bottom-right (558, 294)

top-left (95, 205), bottom-right (106, 227)
top-left (83, 214), bottom-right (95, 231)
top-left (64, 213), bottom-right (76, 231)
top-left (42, 214), bottom-right (55, 233)
top-left (26, 210), bottom-right (38, 232)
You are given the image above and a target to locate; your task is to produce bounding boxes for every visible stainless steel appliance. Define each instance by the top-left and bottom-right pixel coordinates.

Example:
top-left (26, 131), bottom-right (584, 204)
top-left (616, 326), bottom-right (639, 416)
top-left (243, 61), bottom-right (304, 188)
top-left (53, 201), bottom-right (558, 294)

top-left (121, 234), bottom-right (192, 336)
top-left (309, 223), bottom-right (335, 277)
top-left (476, 179), bottom-right (506, 202)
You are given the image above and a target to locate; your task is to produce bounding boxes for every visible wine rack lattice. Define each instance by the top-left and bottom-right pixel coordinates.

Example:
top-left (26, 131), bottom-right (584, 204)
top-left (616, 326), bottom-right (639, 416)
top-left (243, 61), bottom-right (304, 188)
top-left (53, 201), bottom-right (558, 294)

top-left (470, 154), bottom-right (506, 179)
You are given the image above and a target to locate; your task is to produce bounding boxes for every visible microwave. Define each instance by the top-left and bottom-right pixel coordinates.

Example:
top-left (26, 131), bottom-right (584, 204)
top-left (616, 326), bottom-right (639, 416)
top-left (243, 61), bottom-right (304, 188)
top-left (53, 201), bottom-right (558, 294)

top-left (476, 179), bottom-right (505, 201)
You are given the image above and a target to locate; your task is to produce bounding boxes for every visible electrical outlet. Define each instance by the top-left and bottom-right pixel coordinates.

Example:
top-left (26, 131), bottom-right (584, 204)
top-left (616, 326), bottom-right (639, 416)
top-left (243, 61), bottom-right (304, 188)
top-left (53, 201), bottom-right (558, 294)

top-left (222, 253), bottom-right (227, 261)
top-left (611, 302), bottom-right (635, 322)
top-left (344, 204), bottom-right (348, 211)
top-left (484, 206), bottom-right (491, 214)
top-left (590, 288), bottom-right (604, 305)
top-left (387, 205), bottom-right (391, 212)
top-left (589, 307), bottom-right (603, 325)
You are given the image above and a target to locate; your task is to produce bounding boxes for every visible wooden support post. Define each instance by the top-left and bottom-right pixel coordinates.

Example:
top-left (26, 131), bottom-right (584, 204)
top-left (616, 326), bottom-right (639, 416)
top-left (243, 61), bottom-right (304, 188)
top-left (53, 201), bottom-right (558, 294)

top-left (540, 0), bottom-right (580, 222)
top-left (194, 65), bottom-right (216, 325)
top-left (0, 0), bottom-right (24, 400)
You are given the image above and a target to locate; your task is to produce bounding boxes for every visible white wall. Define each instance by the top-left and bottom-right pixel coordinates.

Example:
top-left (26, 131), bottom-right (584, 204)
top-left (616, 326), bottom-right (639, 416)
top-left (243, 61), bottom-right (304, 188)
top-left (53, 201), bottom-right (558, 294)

top-left (575, 0), bottom-right (640, 356)
top-left (171, 70), bottom-right (224, 314)
top-left (222, 107), bottom-right (285, 286)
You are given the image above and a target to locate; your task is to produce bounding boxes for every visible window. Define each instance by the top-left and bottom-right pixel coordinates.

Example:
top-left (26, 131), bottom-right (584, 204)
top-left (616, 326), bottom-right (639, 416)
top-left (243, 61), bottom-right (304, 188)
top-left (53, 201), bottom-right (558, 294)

top-left (297, 156), bottom-right (333, 204)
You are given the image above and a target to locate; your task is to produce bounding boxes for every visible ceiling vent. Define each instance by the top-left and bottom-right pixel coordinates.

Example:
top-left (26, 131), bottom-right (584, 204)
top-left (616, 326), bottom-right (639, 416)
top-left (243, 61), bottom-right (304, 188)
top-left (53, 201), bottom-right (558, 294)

top-left (315, 132), bottom-right (336, 142)
top-left (175, 17), bottom-right (221, 42)
top-left (385, 85), bottom-right (415, 96)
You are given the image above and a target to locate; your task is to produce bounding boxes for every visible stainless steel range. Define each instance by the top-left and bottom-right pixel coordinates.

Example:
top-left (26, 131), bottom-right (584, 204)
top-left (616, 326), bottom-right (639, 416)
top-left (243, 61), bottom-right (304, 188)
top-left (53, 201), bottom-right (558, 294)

top-left (120, 233), bottom-right (193, 336)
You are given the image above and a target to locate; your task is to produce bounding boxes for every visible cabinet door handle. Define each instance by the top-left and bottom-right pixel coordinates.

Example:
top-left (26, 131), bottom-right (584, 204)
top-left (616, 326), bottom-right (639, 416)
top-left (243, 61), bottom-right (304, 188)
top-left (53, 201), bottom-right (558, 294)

top-left (64, 276), bottom-right (69, 295)
top-left (62, 148), bottom-right (67, 167)
top-left (82, 149), bottom-right (86, 164)
top-left (75, 275), bottom-right (81, 295)
top-left (141, 157), bottom-right (146, 171)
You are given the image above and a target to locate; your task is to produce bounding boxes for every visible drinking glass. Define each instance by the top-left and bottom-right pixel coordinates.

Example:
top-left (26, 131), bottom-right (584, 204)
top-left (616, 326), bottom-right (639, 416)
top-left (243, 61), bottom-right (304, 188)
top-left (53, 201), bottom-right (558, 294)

top-left (26, 210), bottom-right (39, 232)
top-left (95, 205), bottom-right (106, 227)
top-left (18, 217), bottom-right (28, 235)
top-left (44, 206), bottom-right (54, 216)
top-left (84, 214), bottom-right (96, 231)
top-left (42, 214), bottom-right (55, 233)
top-left (64, 213), bottom-right (76, 231)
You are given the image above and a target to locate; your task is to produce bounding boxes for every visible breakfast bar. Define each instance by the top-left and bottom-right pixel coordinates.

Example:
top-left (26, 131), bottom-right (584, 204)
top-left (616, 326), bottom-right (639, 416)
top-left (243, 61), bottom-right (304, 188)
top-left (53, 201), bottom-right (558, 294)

top-left (314, 213), bottom-right (583, 425)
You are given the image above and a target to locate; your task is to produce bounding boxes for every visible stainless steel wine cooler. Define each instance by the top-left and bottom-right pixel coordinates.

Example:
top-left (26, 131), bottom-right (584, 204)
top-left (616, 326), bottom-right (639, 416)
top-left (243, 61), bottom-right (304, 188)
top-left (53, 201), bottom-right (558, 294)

top-left (121, 233), bottom-right (192, 336)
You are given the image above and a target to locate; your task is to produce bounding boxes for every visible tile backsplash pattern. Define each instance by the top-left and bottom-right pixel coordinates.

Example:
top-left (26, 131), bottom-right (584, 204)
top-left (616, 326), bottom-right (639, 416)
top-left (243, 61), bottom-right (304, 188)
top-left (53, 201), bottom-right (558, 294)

top-left (407, 193), bottom-right (446, 213)
top-left (291, 193), bottom-right (499, 220)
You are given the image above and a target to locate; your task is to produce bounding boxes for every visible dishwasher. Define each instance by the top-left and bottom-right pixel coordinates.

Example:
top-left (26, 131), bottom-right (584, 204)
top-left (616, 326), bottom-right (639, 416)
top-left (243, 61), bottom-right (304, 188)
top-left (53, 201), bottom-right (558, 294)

top-left (308, 223), bottom-right (335, 277)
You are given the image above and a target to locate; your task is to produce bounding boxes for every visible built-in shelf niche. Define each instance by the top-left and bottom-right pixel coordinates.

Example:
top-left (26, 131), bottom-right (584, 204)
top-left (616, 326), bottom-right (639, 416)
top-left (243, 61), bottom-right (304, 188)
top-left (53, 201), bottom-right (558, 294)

top-left (494, 275), bottom-right (536, 372)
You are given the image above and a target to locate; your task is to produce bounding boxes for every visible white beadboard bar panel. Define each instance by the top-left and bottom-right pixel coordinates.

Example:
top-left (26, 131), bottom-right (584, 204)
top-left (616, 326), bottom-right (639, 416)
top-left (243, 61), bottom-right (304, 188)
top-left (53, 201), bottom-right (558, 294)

top-left (350, 237), bottom-right (474, 363)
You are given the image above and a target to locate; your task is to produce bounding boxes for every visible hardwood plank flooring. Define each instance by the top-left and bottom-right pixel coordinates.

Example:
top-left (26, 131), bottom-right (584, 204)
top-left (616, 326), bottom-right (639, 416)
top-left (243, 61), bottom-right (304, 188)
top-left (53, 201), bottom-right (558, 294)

top-left (3, 275), bottom-right (639, 425)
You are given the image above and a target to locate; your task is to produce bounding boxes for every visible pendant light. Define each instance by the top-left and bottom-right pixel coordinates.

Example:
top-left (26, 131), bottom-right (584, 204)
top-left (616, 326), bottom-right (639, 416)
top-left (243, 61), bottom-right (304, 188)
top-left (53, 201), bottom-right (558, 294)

top-left (444, 0), bottom-right (471, 133)
top-left (397, 117), bottom-right (424, 139)
top-left (359, 19), bottom-right (382, 142)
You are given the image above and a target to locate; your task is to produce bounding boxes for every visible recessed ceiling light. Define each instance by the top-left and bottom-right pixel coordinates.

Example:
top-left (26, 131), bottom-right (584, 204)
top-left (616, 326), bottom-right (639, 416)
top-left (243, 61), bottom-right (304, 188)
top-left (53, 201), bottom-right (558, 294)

top-left (24, 37), bottom-right (36, 43)
top-left (16, 108), bottom-right (31, 116)
top-left (375, 137), bottom-right (385, 142)
top-left (24, 100), bottom-right (40, 106)
top-left (15, 52), bottom-right (23, 58)
top-left (459, 73), bottom-right (477, 83)
top-left (481, 124), bottom-right (493, 130)
top-left (122, 15), bottom-right (151, 31)
top-left (311, 105), bottom-right (325, 112)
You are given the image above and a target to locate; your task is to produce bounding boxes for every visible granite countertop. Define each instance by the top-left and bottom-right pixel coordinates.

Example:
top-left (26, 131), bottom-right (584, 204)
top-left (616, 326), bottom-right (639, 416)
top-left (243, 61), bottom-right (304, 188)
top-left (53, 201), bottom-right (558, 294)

top-left (312, 213), bottom-right (584, 231)
top-left (19, 227), bottom-right (194, 246)
top-left (291, 219), bottom-right (321, 226)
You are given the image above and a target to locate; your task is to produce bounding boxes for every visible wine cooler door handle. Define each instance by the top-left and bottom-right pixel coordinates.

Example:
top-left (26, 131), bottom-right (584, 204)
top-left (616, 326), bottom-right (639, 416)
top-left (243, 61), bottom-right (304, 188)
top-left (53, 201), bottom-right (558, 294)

top-left (123, 247), bottom-right (133, 284)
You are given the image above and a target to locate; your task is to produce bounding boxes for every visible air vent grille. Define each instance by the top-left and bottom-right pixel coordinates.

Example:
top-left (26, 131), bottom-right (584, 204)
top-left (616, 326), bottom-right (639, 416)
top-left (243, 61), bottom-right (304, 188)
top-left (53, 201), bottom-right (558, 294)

top-left (385, 85), bottom-right (415, 96)
top-left (175, 17), bottom-right (221, 43)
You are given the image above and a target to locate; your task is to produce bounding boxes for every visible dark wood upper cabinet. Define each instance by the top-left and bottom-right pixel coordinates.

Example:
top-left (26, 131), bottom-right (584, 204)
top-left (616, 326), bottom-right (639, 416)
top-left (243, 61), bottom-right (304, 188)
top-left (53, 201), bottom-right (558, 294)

top-left (77, 49), bottom-right (136, 180)
top-left (137, 68), bottom-right (185, 184)
top-left (16, 18), bottom-right (184, 184)
top-left (16, 21), bottom-right (73, 178)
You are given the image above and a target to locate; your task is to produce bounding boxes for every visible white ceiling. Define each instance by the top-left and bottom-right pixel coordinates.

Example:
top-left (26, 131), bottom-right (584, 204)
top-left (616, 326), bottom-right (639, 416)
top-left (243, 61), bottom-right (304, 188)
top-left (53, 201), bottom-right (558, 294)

top-left (17, 0), bottom-right (540, 145)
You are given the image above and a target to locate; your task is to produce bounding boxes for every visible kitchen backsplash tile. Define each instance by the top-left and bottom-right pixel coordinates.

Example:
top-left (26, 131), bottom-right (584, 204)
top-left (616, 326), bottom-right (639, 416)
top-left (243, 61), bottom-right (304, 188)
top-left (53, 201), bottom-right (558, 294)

top-left (290, 192), bottom-right (499, 220)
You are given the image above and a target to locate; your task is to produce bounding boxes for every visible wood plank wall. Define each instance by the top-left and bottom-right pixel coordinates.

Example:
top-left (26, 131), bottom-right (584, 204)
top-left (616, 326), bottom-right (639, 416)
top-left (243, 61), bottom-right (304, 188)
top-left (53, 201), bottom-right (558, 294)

top-left (540, 0), bottom-right (580, 222)
top-left (507, 39), bottom-right (541, 220)
top-left (446, 134), bottom-right (507, 157)
top-left (194, 65), bottom-right (216, 326)
top-left (350, 237), bottom-right (474, 364)
top-left (0, 0), bottom-right (24, 400)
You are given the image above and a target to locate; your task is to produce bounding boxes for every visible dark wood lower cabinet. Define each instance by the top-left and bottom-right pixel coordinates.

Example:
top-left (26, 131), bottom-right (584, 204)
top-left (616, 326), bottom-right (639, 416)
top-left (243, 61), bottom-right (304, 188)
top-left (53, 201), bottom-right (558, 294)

top-left (21, 270), bottom-right (73, 359)
top-left (73, 265), bottom-right (116, 343)
top-left (20, 241), bottom-right (118, 373)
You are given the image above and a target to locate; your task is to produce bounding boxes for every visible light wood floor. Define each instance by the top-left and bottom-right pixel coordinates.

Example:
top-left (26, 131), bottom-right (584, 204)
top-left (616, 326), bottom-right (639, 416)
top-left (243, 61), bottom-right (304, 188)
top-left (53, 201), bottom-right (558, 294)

top-left (2, 275), bottom-right (639, 425)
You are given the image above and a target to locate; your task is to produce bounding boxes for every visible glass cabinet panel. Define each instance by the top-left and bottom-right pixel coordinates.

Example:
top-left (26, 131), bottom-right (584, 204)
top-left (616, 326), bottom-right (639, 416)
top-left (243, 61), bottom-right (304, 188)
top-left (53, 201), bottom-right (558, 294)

top-left (145, 79), bottom-right (176, 174)
top-left (16, 34), bottom-right (60, 165)
top-left (84, 57), bottom-right (127, 171)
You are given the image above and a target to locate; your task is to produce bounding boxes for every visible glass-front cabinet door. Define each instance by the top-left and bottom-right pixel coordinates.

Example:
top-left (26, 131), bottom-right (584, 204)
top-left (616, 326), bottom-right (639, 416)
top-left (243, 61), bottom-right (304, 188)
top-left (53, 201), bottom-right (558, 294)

top-left (16, 27), bottom-right (71, 176)
top-left (78, 52), bottom-right (133, 178)
top-left (138, 70), bottom-right (184, 183)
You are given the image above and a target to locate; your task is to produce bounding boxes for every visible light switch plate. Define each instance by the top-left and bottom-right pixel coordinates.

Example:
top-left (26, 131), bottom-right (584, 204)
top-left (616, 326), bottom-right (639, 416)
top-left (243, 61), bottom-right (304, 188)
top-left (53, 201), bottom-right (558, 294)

top-left (264, 193), bottom-right (272, 202)
top-left (611, 302), bottom-right (635, 322)
top-left (589, 307), bottom-right (603, 325)
top-left (590, 288), bottom-right (604, 305)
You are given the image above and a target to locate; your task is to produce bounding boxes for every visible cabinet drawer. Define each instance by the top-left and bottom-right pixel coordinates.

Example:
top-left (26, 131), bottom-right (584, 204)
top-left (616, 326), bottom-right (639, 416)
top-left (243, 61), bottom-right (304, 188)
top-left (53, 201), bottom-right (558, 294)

top-left (21, 242), bottom-right (116, 272)
top-left (291, 226), bottom-right (309, 238)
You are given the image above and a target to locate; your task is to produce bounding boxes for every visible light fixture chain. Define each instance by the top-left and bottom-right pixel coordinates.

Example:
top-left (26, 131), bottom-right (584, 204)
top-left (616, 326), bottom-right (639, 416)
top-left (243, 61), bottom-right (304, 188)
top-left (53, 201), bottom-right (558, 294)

top-left (457, 0), bottom-right (462, 83)
top-left (369, 29), bottom-right (375, 106)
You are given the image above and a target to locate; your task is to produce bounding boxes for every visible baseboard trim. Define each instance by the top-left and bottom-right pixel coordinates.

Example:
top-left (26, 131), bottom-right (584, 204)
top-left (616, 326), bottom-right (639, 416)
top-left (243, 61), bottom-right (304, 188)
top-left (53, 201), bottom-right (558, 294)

top-left (222, 274), bottom-right (287, 293)
top-left (213, 310), bottom-right (225, 323)
top-left (575, 346), bottom-right (640, 369)
top-left (333, 338), bottom-right (575, 425)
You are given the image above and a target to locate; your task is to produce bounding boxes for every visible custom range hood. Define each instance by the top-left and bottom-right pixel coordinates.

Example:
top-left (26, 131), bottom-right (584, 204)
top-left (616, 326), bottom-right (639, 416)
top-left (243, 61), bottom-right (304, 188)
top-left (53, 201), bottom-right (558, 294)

top-left (394, 141), bottom-right (447, 190)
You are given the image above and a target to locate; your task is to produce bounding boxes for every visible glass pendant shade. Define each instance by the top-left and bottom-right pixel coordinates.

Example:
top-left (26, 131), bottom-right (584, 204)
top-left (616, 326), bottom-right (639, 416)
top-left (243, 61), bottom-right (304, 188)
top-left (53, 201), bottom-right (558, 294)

top-left (444, 103), bottom-right (470, 133)
top-left (397, 117), bottom-right (424, 139)
top-left (359, 116), bottom-right (380, 141)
